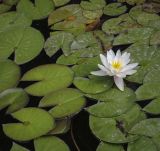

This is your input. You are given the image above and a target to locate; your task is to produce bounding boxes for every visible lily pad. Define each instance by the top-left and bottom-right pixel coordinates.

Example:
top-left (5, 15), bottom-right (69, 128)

top-left (87, 99), bottom-right (134, 118)
top-left (86, 87), bottom-right (136, 102)
top-left (113, 28), bottom-right (154, 45)
top-left (17, 0), bottom-right (54, 20)
top-left (136, 83), bottom-right (160, 100)
top-left (0, 12), bottom-right (31, 32)
top-left (129, 118), bottom-right (160, 137)
top-left (150, 30), bottom-right (160, 45)
top-left (103, 3), bottom-right (127, 16)
top-left (39, 88), bottom-right (86, 118)
top-left (143, 98), bottom-right (160, 115)
top-left (0, 26), bottom-right (44, 64)
top-left (3, 107), bottom-right (55, 141)
top-left (80, 0), bottom-right (106, 11)
top-left (44, 31), bottom-right (74, 57)
top-left (152, 135), bottom-right (160, 150)
top-left (49, 119), bottom-right (70, 135)
top-left (10, 142), bottom-right (29, 151)
top-left (53, 0), bottom-right (71, 7)
top-left (83, 10), bottom-right (103, 20)
top-left (127, 136), bottom-right (157, 151)
top-left (21, 64), bottom-right (74, 96)
top-left (0, 88), bottom-right (29, 114)
top-left (73, 76), bottom-right (113, 94)
top-left (97, 142), bottom-right (124, 151)
top-left (34, 136), bottom-right (70, 151)
top-left (0, 59), bottom-right (20, 93)
top-left (89, 115), bottom-right (137, 143)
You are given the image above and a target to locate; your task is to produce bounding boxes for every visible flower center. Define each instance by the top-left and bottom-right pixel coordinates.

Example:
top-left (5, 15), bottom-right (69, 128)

top-left (112, 61), bottom-right (122, 70)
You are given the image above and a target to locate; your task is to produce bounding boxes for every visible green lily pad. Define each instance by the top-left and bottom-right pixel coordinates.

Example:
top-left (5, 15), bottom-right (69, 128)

top-left (83, 10), bottom-right (103, 20)
top-left (3, 107), bottom-right (55, 141)
top-left (0, 4), bottom-right (11, 14)
top-left (143, 98), bottom-right (160, 115)
top-left (39, 88), bottom-right (86, 118)
top-left (53, 0), bottom-right (71, 7)
top-left (49, 119), bottom-right (70, 135)
top-left (0, 26), bottom-right (44, 64)
top-left (72, 56), bottom-right (100, 77)
top-left (0, 12), bottom-right (32, 32)
top-left (17, 0), bottom-right (54, 20)
top-left (115, 105), bottom-right (146, 131)
top-left (34, 136), bottom-right (70, 151)
top-left (0, 59), bottom-right (20, 93)
top-left (21, 64), bottom-right (74, 96)
top-left (10, 142), bottom-right (29, 151)
top-left (73, 76), bottom-right (113, 94)
top-left (86, 87), bottom-right (136, 102)
top-left (44, 31), bottom-right (74, 57)
top-left (0, 88), bottom-right (29, 114)
top-left (137, 12), bottom-right (160, 26)
top-left (118, 0), bottom-right (145, 5)
top-left (97, 142), bottom-right (124, 151)
top-left (127, 136), bottom-right (157, 151)
top-left (103, 3), bottom-right (127, 16)
top-left (129, 118), bottom-right (160, 137)
top-left (80, 0), bottom-right (106, 11)
top-left (152, 135), bottom-right (160, 150)
top-left (150, 30), bottom-right (160, 45)
top-left (136, 83), bottom-right (160, 100)
top-left (89, 115), bottom-right (137, 143)
top-left (113, 28), bottom-right (154, 45)
top-left (87, 99), bottom-right (134, 118)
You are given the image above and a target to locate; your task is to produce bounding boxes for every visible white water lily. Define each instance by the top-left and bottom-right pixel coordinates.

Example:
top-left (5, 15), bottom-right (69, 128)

top-left (91, 49), bottom-right (138, 91)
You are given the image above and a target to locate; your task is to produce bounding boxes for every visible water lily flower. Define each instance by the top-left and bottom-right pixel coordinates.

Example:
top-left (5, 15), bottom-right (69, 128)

top-left (91, 49), bottom-right (138, 91)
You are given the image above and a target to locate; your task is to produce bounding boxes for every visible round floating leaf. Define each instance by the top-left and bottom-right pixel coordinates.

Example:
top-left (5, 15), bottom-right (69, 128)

top-left (129, 118), bottom-right (160, 137)
top-left (49, 119), bottom-right (70, 135)
top-left (89, 115), bottom-right (137, 143)
top-left (73, 76), bottom-right (113, 94)
top-left (97, 142), bottom-right (124, 151)
top-left (103, 3), bottom-right (127, 16)
top-left (0, 26), bottom-right (44, 64)
top-left (53, 0), bottom-right (71, 7)
top-left (83, 10), bottom-right (103, 20)
top-left (34, 136), bottom-right (70, 151)
top-left (0, 59), bottom-right (20, 93)
top-left (115, 105), bottom-right (146, 132)
top-left (0, 88), bottom-right (29, 114)
top-left (113, 28), bottom-right (154, 45)
top-left (150, 30), bottom-right (160, 45)
top-left (3, 107), bottom-right (55, 141)
top-left (10, 143), bottom-right (29, 151)
top-left (22, 64), bottom-right (74, 96)
top-left (136, 83), bottom-right (160, 100)
top-left (152, 135), bottom-right (160, 150)
top-left (127, 136), bottom-right (157, 151)
top-left (80, 0), bottom-right (106, 11)
top-left (143, 98), bottom-right (160, 115)
top-left (17, 0), bottom-right (54, 20)
top-left (0, 12), bottom-right (32, 32)
top-left (44, 31), bottom-right (74, 57)
top-left (137, 12), bottom-right (160, 26)
top-left (87, 99), bottom-right (134, 118)
top-left (86, 87), bottom-right (136, 102)
top-left (0, 4), bottom-right (11, 14)
top-left (39, 88), bottom-right (86, 118)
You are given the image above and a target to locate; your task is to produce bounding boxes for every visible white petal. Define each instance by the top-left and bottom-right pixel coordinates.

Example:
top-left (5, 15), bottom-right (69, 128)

top-left (124, 70), bottom-right (137, 75)
top-left (98, 64), bottom-right (113, 76)
top-left (91, 70), bottom-right (107, 76)
top-left (100, 54), bottom-right (109, 68)
top-left (114, 76), bottom-right (124, 91)
top-left (121, 52), bottom-right (130, 65)
top-left (107, 49), bottom-right (115, 64)
top-left (116, 73), bottom-right (127, 78)
top-left (114, 50), bottom-right (121, 61)
top-left (121, 63), bottom-right (138, 72)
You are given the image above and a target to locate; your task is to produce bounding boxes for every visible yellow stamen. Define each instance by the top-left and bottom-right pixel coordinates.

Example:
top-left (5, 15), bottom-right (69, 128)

top-left (112, 61), bottom-right (122, 70)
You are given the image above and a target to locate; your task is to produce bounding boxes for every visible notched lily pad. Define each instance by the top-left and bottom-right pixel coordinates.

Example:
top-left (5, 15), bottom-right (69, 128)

top-left (39, 88), bottom-right (86, 118)
top-left (10, 142), bottom-right (29, 151)
top-left (3, 107), bottom-right (55, 141)
top-left (34, 136), bottom-right (70, 151)
top-left (73, 76), bottom-right (113, 94)
top-left (53, 0), bottom-right (71, 7)
top-left (104, 3), bottom-right (127, 16)
top-left (0, 88), bottom-right (29, 114)
top-left (21, 64), bottom-right (74, 96)
top-left (0, 59), bottom-right (20, 93)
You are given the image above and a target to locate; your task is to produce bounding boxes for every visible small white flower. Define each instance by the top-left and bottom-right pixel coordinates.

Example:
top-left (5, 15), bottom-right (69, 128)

top-left (91, 49), bottom-right (138, 91)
